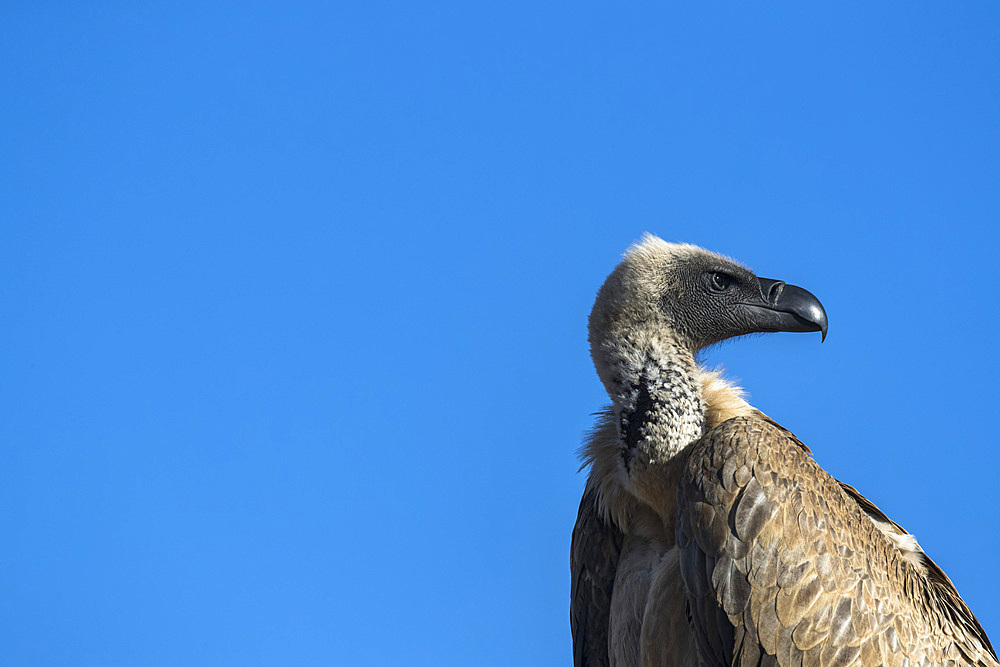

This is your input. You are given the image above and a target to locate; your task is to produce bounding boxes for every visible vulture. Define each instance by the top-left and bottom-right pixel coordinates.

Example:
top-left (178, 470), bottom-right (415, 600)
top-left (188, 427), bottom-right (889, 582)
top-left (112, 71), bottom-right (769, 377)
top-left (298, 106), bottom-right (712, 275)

top-left (570, 235), bottom-right (997, 667)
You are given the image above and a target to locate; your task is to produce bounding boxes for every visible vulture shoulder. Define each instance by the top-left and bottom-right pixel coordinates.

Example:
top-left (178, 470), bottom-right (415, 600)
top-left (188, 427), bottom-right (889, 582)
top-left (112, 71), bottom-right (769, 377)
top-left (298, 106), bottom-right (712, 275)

top-left (571, 407), bottom-right (639, 667)
top-left (676, 415), bottom-right (998, 667)
top-left (571, 485), bottom-right (624, 667)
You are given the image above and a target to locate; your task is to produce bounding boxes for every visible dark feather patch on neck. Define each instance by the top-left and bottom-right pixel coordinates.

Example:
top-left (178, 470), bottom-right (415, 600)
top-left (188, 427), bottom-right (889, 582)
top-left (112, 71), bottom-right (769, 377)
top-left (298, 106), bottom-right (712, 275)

top-left (621, 382), bottom-right (655, 453)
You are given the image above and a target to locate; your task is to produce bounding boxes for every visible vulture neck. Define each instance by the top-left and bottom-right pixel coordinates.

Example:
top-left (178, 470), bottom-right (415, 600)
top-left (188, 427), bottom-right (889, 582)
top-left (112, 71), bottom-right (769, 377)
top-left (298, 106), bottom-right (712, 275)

top-left (603, 323), bottom-right (706, 465)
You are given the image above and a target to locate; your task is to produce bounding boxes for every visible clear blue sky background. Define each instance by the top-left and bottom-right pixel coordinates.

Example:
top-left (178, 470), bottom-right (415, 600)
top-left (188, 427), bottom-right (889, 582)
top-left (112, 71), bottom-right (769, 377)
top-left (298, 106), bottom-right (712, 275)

top-left (2, 3), bottom-right (999, 665)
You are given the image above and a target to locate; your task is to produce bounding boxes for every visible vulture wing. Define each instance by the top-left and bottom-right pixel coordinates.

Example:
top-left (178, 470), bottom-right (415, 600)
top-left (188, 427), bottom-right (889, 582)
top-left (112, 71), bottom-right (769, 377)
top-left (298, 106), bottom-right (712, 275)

top-left (676, 415), bottom-right (998, 667)
top-left (571, 486), bottom-right (624, 667)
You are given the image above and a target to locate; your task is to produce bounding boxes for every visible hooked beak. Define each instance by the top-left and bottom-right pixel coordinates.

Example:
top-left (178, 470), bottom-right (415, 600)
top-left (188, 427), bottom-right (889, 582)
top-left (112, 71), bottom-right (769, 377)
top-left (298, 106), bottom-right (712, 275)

top-left (737, 277), bottom-right (828, 342)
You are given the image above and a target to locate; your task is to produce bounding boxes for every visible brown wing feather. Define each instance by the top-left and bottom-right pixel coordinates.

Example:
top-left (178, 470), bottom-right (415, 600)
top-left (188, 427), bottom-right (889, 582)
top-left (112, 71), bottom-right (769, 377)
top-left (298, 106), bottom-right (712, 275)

top-left (571, 486), bottom-right (624, 667)
top-left (837, 480), bottom-right (998, 662)
top-left (676, 415), bottom-right (998, 667)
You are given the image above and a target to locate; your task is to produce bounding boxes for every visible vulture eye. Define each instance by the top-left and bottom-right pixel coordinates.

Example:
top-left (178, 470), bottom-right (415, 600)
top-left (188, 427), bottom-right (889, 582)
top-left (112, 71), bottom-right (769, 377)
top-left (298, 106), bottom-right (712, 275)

top-left (709, 272), bottom-right (733, 292)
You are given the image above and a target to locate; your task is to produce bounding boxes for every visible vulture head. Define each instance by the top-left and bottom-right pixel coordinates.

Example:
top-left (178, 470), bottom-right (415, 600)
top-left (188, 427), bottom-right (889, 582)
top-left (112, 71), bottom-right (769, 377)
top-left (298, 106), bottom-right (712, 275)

top-left (589, 235), bottom-right (827, 395)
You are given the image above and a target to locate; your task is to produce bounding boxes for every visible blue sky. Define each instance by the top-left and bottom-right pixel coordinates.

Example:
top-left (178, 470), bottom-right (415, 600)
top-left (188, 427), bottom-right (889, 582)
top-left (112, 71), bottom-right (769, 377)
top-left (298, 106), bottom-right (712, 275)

top-left (2, 3), bottom-right (999, 665)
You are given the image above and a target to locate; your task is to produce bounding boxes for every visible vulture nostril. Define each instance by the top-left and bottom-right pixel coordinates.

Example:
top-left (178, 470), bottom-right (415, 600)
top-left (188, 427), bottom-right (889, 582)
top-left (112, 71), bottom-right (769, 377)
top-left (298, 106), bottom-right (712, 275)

top-left (768, 281), bottom-right (785, 303)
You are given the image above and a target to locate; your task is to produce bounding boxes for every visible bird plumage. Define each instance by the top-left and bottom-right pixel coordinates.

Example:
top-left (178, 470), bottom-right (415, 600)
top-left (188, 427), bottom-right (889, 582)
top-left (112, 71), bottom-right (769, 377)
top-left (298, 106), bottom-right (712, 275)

top-left (571, 236), bottom-right (996, 666)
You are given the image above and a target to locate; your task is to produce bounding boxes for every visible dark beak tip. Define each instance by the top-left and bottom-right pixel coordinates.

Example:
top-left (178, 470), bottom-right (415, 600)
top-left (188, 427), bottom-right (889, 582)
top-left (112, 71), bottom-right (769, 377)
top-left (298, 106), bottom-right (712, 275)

top-left (810, 307), bottom-right (828, 343)
top-left (812, 307), bottom-right (829, 343)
